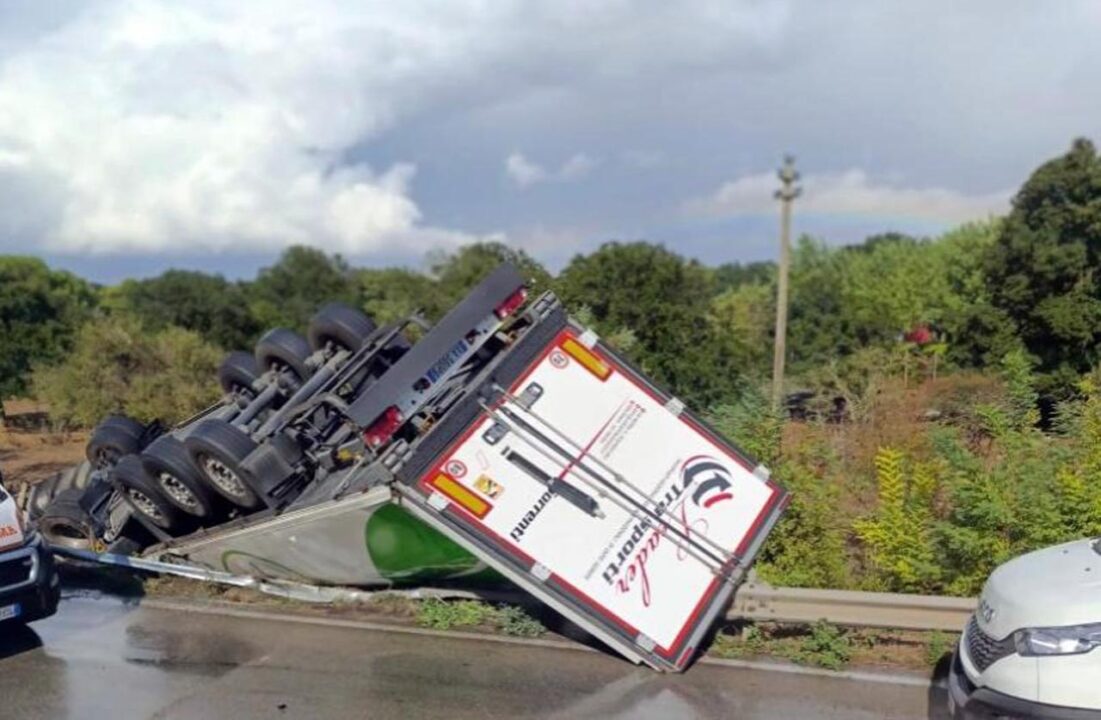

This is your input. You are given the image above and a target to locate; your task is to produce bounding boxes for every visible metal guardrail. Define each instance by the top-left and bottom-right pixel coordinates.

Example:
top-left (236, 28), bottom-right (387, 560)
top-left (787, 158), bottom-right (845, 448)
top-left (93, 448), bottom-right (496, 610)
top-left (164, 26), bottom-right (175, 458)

top-left (58, 545), bottom-right (976, 632)
top-left (730, 580), bottom-right (976, 632)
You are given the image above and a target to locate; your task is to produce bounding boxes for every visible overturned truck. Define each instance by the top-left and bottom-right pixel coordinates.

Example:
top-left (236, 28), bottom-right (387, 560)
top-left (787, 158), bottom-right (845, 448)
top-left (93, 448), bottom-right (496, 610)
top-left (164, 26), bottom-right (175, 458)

top-left (32, 264), bottom-right (788, 671)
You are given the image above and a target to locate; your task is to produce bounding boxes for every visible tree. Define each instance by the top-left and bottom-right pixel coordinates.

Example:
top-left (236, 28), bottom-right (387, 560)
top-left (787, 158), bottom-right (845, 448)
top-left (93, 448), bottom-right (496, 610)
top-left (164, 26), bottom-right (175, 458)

top-left (104, 270), bottom-right (262, 350)
top-left (713, 260), bottom-right (775, 295)
top-left (0, 256), bottom-right (96, 417)
top-left (32, 317), bottom-right (222, 427)
top-left (786, 237), bottom-right (852, 370)
top-left (985, 138), bottom-right (1101, 396)
top-left (708, 282), bottom-right (774, 379)
top-left (356, 267), bottom-right (437, 325)
top-left (557, 242), bottom-right (740, 407)
top-left (426, 242), bottom-right (553, 320)
top-left (248, 246), bottom-right (359, 331)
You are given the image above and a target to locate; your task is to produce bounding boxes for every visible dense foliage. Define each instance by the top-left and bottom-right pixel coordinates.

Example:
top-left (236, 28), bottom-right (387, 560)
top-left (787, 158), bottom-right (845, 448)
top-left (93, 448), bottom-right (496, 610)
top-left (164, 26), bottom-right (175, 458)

top-left (4, 138), bottom-right (1101, 594)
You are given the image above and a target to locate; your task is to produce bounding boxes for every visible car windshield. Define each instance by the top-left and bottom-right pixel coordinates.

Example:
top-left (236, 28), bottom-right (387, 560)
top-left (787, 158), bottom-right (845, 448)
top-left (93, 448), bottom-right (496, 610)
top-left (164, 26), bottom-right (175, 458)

top-left (0, 485), bottom-right (7, 503)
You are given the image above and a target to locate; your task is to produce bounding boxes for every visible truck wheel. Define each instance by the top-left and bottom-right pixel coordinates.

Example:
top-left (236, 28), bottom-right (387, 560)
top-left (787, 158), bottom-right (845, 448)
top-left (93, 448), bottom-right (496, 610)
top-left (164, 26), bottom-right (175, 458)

top-left (111, 455), bottom-right (182, 533)
top-left (255, 328), bottom-right (312, 382)
top-left (218, 351), bottom-right (261, 396)
top-left (141, 435), bottom-right (216, 519)
top-left (39, 488), bottom-right (96, 550)
top-left (86, 415), bottom-right (145, 469)
top-left (308, 303), bottom-right (377, 353)
top-left (184, 419), bottom-right (262, 510)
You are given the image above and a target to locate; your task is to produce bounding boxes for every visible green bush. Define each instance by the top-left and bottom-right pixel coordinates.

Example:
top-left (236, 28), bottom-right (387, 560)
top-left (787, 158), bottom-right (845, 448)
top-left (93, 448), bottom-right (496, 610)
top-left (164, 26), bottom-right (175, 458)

top-left (853, 448), bottom-right (942, 592)
top-left (32, 317), bottom-right (222, 428)
top-left (415, 598), bottom-right (493, 630)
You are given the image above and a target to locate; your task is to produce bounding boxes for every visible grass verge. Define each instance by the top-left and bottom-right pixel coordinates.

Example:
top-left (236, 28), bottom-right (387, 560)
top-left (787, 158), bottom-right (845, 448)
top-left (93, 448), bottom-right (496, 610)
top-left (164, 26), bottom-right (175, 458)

top-left (139, 574), bottom-right (956, 672)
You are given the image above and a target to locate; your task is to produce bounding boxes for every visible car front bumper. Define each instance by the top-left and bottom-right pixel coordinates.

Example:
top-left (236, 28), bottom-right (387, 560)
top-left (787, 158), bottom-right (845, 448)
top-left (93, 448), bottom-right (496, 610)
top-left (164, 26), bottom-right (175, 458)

top-left (0, 533), bottom-right (60, 624)
top-left (949, 646), bottom-right (1101, 719)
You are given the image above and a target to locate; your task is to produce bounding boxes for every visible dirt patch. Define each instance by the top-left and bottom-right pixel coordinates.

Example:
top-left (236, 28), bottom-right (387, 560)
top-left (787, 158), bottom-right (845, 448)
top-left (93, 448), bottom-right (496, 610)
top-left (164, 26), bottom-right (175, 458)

top-left (0, 400), bottom-right (88, 488)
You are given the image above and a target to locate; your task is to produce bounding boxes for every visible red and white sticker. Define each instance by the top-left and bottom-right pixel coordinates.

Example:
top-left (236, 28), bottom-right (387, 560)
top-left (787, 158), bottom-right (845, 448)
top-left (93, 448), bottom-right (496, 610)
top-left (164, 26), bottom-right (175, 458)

top-left (444, 459), bottom-right (468, 478)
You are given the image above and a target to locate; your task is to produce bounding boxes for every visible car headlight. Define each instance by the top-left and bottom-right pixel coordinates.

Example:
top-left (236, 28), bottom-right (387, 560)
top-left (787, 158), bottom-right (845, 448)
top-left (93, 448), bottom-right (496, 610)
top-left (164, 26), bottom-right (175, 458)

top-left (1014, 624), bottom-right (1101, 656)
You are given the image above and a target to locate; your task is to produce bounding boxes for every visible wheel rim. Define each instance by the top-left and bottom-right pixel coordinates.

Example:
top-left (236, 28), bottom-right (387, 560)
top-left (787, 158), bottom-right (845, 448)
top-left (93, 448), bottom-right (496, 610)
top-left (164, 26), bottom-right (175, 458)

top-left (41, 519), bottom-right (93, 550)
top-left (128, 489), bottom-right (165, 523)
top-left (158, 472), bottom-right (199, 510)
top-left (200, 455), bottom-right (249, 500)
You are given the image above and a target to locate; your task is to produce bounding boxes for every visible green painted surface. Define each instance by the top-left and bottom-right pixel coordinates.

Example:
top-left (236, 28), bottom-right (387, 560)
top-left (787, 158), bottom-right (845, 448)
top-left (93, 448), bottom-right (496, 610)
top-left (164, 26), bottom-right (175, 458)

top-left (364, 504), bottom-right (488, 583)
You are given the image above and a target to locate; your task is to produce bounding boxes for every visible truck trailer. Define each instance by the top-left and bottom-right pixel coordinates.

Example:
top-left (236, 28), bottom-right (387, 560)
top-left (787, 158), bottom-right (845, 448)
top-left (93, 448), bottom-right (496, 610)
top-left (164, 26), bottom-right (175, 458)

top-left (32, 264), bottom-right (788, 671)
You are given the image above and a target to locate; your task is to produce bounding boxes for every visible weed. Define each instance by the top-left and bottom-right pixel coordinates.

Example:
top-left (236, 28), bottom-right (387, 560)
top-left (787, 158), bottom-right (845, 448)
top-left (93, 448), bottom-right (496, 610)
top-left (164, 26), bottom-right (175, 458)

top-left (791, 621), bottom-right (852, 671)
top-left (415, 598), bottom-right (493, 630)
top-left (925, 630), bottom-right (952, 666)
top-left (493, 604), bottom-right (545, 637)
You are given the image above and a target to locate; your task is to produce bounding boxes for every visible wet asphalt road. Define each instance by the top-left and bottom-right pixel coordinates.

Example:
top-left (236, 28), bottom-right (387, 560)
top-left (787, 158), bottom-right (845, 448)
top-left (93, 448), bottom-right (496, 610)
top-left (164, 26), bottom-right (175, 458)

top-left (0, 594), bottom-right (949, 720)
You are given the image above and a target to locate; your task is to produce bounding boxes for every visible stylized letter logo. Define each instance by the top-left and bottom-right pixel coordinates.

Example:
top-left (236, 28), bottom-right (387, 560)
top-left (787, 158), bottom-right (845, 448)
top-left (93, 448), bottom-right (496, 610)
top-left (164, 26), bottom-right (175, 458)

top-left (682, 457), bottom-right (734, 508)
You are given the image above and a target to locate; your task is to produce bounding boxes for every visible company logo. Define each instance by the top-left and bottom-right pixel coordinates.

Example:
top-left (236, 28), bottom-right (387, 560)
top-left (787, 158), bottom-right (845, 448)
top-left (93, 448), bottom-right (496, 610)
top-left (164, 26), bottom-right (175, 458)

top-left (978, 597), bottom-right (996, 625)
top-left (601, 456), bottom-right (736, 607)
top-left (683, 456), bottom-right (734, 509)
top-left (0, 525), bottom-right (19, 540)
top-left (510, 489), bottom-right (554, 542)
top-left (444, 459), bottom-right (468, 478)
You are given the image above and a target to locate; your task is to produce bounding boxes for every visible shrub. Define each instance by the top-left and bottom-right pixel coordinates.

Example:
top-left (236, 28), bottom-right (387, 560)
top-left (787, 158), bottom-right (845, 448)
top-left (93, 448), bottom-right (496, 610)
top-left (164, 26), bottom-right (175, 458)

top-left (853, 448), bottom-right (942, 592)
top-left (32, 317), bottom-right (222, 427)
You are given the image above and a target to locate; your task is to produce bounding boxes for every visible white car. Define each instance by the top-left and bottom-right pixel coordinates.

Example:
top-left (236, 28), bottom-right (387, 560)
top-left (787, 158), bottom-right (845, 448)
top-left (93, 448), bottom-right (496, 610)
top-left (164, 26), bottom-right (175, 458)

top-left (949, 537), bottom-right (1101, 718)
top-left (0, 470), bottom-right (61, 626)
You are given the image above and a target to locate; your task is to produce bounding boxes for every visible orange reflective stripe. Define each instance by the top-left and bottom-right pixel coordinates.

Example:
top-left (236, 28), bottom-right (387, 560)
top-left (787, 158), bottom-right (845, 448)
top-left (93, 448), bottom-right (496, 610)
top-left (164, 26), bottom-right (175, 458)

top-left (430, 473), bottom-right (491, 518)
top-left (561, 338), bottom-right (611, 380)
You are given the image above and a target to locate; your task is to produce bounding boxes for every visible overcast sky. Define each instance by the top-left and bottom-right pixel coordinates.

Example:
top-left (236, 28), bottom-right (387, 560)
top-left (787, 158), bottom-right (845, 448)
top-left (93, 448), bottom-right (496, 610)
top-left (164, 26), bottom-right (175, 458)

top-left (0, 1), bottom-right (1098, 282)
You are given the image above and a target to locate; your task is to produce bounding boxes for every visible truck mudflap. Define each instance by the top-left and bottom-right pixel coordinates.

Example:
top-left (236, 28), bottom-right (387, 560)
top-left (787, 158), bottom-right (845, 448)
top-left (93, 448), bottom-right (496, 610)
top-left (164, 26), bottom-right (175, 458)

top-left (393, 323), bottom-right (789, 672)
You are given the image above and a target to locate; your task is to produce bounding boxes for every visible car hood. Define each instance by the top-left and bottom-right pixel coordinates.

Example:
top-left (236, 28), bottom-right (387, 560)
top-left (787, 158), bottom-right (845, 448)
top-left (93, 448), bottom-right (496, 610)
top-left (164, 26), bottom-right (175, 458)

top-left (0, 488), bottom-right (25, 551)
top-left (978, 538), bottom-right (1101, 639)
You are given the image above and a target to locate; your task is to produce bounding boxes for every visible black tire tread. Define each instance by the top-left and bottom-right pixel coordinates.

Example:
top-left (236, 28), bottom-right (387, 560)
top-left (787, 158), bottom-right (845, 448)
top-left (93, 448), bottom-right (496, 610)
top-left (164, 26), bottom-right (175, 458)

top-left (111, 455), bottom-right (182, 532)
top-left (255, 328), bottom-right (312, 381)
top-left (183, 420), bottom-right (262, 510)
top-left (218, 351), bottom-right (261, 395)
top-left (307, 303), bottom-right (377, 353)
top-left (141, 435), bottom-right (216, 519)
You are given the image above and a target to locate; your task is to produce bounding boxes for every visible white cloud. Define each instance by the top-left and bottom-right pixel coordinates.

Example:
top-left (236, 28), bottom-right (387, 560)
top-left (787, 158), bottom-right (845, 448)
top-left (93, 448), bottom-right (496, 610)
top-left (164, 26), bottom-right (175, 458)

top-left (0, 1), bottom-right (499, 254)
top-left (0, 0), bottom-right (792, 255)
top-left (505, 153), bottom-right (548, 188)
top-left (505, 152), bottom-right (598, 188)
top-left (685, 169), bottom-right (1012, 225)
top-left (559, 153), bottom-right (598, 180)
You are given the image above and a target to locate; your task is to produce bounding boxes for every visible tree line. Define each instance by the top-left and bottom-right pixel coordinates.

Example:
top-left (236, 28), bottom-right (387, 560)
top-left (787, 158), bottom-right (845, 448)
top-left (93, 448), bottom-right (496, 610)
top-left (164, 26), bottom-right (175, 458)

top-left (6, 138), bottom-right (1101, 423)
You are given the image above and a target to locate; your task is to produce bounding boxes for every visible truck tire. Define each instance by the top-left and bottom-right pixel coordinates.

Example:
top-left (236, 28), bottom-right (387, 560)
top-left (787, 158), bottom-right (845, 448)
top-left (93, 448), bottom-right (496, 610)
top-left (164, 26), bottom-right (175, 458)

top-left (184, 419), bottom-right (262, 510)
top-left (39, 488), bottom-right (96, 551)
top-left (141, 435), bottom-right (217, 519)
top-left (308, 303), bottom-right (377, 353)
top-left (86, 415), bottom-right (145, 469)
top-left (255, 328), bottom-right (312, 382)
top-left (218, 351), bottom-right (261, 396)
top-left (111, 455), bottom-right (182, 533)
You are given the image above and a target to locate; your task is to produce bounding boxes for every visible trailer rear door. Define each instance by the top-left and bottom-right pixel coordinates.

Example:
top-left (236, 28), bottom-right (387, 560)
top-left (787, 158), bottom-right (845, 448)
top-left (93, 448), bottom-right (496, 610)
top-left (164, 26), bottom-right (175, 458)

top-left (395, 320), bottom-right (788, 671)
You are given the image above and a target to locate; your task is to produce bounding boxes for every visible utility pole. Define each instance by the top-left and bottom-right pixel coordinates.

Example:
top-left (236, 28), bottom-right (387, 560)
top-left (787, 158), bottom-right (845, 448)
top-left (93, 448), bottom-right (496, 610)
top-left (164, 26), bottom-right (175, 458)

top-left (771, 155), bottom-right (801, 410)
